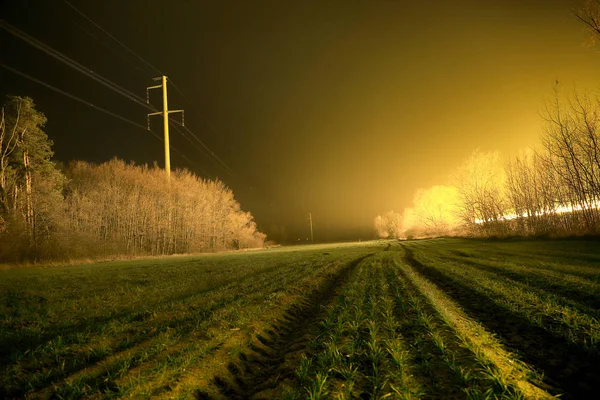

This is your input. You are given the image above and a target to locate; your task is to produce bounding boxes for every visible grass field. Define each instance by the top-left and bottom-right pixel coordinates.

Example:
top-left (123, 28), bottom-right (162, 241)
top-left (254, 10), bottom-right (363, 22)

top-left (1, 238), bottom-right (599, 399)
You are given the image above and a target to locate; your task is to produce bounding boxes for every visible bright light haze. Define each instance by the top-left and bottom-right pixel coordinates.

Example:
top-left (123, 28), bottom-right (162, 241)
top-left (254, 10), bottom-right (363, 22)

top-left (1, 0), bottom-right (599, 241)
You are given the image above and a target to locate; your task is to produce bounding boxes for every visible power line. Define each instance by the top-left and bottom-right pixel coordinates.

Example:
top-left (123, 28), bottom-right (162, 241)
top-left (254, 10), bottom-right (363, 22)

top-left (162, 78), bottom-right (246, 181)
top-left (169, 80), bottom-right (189, 101)
top-left (1, 18), bottom-right (220, 171)
top-left (168, 123), bottom-right (218, 165)
top-left (0, 18), bottom-right (153, 111)
top-left (166, 80), bottom-right (233, 160)
top-left (68, 18), bottom-right (149, 77)
top-left (0, 63), bottom-right (208, 174)
top-left (1, 63), bottom-right (150, 133)
top-left (183, 127), bottom-right (239, 178)
top-left (61, 0), bottom-right (162, 76)
top-left (61, 0), bottom-right (219, 153)
top-left (55, 4), bottom-right (243, 183)
top-left (1, 17), bottom-right (241, 186)
top-left (59, 0), bottom-right (205, 138)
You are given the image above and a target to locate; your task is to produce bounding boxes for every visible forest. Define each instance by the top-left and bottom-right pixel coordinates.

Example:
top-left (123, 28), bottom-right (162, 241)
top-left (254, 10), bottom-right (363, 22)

top-left (375, 90), bottom-right (600, 239)
top-left (0, 96), bottom-right (266, 262)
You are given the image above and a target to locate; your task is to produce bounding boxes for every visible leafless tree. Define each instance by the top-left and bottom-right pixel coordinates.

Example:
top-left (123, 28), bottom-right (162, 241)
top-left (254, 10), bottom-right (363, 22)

top-left (539, 91), bottom-right (600, 233)
top-left (574, 0), bottom-right (600, 46)
top-left (453, 150), bottom-right (509, 236)
top-left (374, 211), bottom-right (402, 239)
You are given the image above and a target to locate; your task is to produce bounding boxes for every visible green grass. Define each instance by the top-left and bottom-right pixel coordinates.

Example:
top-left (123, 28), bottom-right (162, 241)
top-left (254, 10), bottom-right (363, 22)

top-left (2, 237), bottom-right (600, 399)
top-left (0, 242), bottom-right (381, 398)
top-left (403, 238), bottom-right (600, 399)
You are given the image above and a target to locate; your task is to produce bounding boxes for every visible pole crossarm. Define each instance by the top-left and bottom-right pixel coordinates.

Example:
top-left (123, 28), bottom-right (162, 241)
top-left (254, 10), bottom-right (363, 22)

top-left (168, 110), bottom-right (185, 126)
top-left (146, 111), bottom-right (161, 131)
top-left (146, 84), bottom-right (161, 104)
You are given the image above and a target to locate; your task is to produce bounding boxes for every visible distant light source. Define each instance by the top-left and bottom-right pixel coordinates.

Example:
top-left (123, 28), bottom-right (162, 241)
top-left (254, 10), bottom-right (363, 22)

top-left (474, 199), bottom-right (600, 224)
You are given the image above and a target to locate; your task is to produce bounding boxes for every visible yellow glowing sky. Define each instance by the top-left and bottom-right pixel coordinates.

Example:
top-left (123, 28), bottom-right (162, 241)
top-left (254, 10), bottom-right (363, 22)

top-left (235, 0), bottom-right (600, 238)
top-left (3, 0), bottom-right (600, 240)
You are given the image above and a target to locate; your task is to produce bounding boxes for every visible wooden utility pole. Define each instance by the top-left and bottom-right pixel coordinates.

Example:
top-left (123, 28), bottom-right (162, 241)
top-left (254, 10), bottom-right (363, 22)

top-left (147, 76), bottom-right (184, 179)
top-left (308, 212), bottom-right (314, 242)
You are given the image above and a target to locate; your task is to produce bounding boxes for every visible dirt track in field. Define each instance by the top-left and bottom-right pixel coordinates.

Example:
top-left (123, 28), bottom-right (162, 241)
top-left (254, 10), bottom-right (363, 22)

top-left (198, 254), bottom-right (374, 399)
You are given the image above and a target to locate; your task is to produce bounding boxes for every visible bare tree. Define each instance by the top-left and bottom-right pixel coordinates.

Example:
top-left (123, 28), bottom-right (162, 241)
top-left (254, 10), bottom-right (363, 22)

top-left (373, 211), bottom-right (402, 239)
top-left (63, 159), bottom-right (265, 259)
top-left (574, 1), bottom-right (600, 46)
top-left (539, 90), bottom-right (600, 233)
top-left (411, 185), bottom-right (461, 237)
top-left (453, 150), bottom-right (509, 236)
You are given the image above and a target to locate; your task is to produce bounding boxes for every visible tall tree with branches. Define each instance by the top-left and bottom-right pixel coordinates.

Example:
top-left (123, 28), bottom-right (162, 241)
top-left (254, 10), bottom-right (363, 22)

top-left (0, 96), bottom-right (65, 259)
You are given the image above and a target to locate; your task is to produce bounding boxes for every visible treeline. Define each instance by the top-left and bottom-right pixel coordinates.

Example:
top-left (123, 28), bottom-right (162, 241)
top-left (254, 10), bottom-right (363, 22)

top-left (375, 90), bottom-right (600, 239)
top-left (0, 96), bottom-right (265, 262)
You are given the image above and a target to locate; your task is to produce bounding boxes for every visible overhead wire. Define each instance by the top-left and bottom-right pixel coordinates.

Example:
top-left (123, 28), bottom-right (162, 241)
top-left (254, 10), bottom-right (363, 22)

top-left (61, 0), bottom-right (225, 158)
top-left (1, 63), bottom-right (150, 133)
top-left (158, 74), bottom-right (244, 180)
top-left (1, 12), bottom-right (245, 187)
top-left (165, 83), bottom-right (240, 177)
top-left (177, 123), bottom-right (240, 178)
top-left (0, 63), bottom-right (209, 175)
top-left (53, 3), bottom-right (244, 182)
top-left (58, 1), bottom-right (308, 224)
top-left (68, 19), bottom-right (149, 77)
top-left (0, 19), bottom-right (154, 111)
top-left (0, 17), bottom-right (215, 172)
top-left (165, 80), bottom-right (236, 171)
top-left (60, 2), bottom-right (295, 220)
top-left (61, 0), bottom-right (163, 77)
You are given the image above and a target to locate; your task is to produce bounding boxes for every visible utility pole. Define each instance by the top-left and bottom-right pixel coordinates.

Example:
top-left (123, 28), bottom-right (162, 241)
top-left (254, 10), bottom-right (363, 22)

top-left (308, 213), bottom-right (314, 242)
top-left (147, 76), bottom-right (184, 179)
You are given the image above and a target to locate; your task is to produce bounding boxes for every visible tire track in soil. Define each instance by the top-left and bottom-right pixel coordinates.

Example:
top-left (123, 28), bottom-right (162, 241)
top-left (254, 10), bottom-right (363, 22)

top-left (201, 253), bottom-right (375, 400)
top-left (0, 261), bottom-right (296, 366)
top-left (402, 245), bottom-right (600, 400)
top-left (12, 261), bottom-right (320, 399)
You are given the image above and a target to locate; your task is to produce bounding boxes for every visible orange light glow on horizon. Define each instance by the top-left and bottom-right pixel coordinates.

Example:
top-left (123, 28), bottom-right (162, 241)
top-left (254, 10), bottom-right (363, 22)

top-left (474, 200), bottom-right (600, 224)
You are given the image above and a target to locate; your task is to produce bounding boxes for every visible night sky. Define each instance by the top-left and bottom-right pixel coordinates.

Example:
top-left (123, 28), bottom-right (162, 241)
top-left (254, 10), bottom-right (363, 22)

top-left (1, 0), bottom-right (599, 242)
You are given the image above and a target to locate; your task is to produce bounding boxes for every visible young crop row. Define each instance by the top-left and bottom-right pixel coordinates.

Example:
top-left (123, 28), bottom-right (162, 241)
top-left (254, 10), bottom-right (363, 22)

top-left (4, 239), bottom-right (586, 398)
top-left (0, 248), bottom-right (377, 398)
top-left (423, 238), bottom-right (600, 282)
top-left (441, 253), bottom-right (600, 319)
top-left (289, 254), bottom-right (425, 399)
top-left (412, 249), bottom-right (600, 352)
top-left (403, 241), bottom-right (600, 399)
top-left (280, 250), bottom-right (545, 399)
